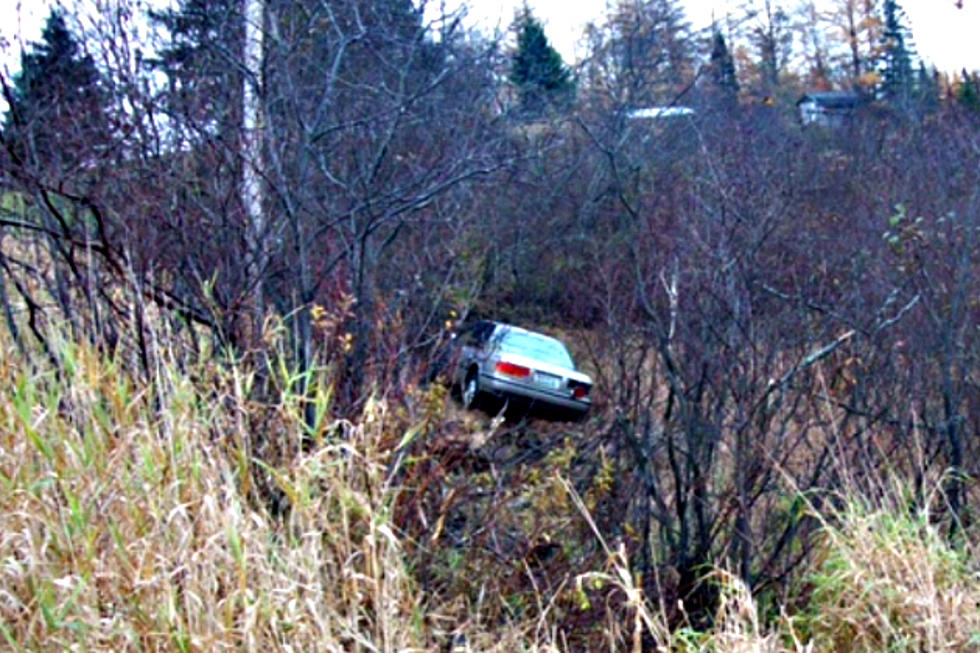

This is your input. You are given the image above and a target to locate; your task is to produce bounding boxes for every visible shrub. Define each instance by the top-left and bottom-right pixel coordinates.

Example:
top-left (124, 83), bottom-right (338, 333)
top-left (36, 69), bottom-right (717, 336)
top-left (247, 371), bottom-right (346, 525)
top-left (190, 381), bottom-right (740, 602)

top-left (798, 490), bottom-right (980, 652)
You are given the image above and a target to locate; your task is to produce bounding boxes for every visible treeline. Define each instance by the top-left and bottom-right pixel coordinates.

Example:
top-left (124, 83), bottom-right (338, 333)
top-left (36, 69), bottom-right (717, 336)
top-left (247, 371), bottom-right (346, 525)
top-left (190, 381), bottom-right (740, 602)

top-left (1, 0), bottom-right (979, 643)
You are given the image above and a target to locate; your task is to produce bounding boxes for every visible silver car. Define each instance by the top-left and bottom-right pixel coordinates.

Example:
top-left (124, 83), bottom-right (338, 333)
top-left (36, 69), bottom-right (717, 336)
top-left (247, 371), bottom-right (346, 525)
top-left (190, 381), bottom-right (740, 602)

top-left (453, 321), bottom-right (592, 419)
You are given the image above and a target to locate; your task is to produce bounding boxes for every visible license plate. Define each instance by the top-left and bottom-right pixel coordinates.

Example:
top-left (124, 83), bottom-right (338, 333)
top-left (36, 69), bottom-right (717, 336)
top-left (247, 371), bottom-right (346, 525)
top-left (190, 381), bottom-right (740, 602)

top-left (535, 373), bottom-right (562, 390)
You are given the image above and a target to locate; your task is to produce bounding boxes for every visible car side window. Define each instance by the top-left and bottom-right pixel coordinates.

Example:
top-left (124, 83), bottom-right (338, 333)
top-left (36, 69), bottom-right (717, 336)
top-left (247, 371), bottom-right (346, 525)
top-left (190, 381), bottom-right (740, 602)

top-left (463, 322), bottom-right (494, 347)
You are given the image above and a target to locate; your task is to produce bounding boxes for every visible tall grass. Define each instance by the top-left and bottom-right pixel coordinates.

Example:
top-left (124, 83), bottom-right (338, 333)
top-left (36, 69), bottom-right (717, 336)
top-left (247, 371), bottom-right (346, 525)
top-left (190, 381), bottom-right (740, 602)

top-left (0, 329), bottom-right (426, 650)
top-left (1, 322), bottom-right (978, 651)
top-left (796, 483), bottom-right (980, 652)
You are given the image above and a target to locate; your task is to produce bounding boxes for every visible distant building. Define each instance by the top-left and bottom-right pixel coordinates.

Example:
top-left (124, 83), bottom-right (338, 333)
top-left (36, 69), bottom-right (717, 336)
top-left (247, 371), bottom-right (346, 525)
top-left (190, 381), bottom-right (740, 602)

top-left (797, 92), bottom-right (861, 127)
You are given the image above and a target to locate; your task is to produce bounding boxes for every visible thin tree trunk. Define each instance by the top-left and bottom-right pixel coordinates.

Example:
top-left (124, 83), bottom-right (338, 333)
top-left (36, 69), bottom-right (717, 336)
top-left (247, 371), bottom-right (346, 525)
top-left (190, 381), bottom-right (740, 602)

top-left (243, 0), bottom-right (265, 333)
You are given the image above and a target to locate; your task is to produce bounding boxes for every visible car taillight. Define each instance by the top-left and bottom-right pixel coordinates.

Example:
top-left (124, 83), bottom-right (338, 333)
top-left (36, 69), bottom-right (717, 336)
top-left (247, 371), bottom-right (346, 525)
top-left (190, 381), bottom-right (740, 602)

top-left (495, 361), bottom-right (531, 377)
top-left (571, 384), bottom-right (590, 399)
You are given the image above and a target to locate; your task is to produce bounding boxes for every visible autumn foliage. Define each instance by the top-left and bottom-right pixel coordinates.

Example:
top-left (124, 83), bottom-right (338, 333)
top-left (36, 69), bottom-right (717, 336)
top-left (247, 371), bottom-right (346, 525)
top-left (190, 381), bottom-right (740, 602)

top-left (2, 0), bottom-right (980, 649)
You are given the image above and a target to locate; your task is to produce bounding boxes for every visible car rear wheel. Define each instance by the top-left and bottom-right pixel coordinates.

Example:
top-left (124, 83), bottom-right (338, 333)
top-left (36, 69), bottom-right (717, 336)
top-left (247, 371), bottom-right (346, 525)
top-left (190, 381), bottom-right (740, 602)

top-left (462, 372), bottom-right (480, 410)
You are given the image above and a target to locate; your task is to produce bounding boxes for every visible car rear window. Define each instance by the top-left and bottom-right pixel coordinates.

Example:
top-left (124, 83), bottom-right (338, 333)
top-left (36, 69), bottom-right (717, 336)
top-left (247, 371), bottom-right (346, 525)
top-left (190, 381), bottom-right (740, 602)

top-left (499, 331), bottom-right (574, 368)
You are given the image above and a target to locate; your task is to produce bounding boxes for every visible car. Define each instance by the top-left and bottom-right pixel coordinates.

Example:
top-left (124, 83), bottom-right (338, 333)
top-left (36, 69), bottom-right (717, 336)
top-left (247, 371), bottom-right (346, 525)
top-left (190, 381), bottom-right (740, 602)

top-left (450, 320), bottom-right (593, 420)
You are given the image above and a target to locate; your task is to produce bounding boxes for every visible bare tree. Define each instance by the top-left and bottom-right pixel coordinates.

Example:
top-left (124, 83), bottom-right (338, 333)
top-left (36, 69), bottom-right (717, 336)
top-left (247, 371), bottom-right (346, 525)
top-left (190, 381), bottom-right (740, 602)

top-left (254, 0), bottom-right (507, 408)
top-left (580, 0), bottom-right (696, 110)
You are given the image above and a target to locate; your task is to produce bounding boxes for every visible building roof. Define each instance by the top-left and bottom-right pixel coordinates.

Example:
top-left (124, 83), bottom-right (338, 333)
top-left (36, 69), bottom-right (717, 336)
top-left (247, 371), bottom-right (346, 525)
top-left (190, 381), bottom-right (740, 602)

top-left (626, 106), bottom-right (696, 119)
top-left (797, 92), bottom-right (861, 109)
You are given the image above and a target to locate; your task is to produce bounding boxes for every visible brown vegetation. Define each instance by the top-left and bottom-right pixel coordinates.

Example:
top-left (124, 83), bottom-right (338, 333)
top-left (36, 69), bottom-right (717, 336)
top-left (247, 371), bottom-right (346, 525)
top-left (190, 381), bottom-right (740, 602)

top-left (2, 0), bottom-right (980, 648)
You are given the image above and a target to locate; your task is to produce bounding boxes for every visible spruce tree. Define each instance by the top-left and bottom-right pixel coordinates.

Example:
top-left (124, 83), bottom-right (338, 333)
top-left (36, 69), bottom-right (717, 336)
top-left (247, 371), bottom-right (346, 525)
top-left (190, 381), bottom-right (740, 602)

top-left (956, 69), bottom-right (980, 113)
top-left (709, 30), bottom-right (739, 106)
top-left (3, 9), bottom-right (107, 169)
top-left (913, 62), bottom-right (940, 115)
top-left (148, 0), bottom-right (244, 142)
top-left (879, 0), bottom-right (916, 111)
top-left (509, 9), bottom-right (574, 117)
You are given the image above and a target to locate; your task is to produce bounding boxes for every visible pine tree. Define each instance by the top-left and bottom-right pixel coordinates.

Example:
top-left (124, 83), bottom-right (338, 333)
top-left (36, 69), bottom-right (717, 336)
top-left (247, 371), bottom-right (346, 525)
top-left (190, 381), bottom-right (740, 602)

top-left (509, 8), bottom-right (574, 117)
top-left (912, 62), bottom-right (940, 114)
top-left (709, 30), bottom-right (739, 106)
top-left (148, 0), bottom-right (244, 143)
top-left (878, 0), bottom-right (915, 110)
top-left (2, 9), bottom-right (107, 169)
top-left (955, 69), bottom-right (980, 113)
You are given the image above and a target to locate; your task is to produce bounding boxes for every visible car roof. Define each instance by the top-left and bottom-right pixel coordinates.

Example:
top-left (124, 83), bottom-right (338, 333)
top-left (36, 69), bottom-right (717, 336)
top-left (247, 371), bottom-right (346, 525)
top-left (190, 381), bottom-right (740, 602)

top-left (479, 320), bottom-right (560, 341)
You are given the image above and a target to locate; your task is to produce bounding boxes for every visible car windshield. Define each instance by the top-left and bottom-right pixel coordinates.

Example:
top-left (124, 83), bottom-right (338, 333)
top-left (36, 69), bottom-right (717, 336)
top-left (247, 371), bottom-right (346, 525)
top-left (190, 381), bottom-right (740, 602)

top-left (499, 330), bottom-right (574, 368)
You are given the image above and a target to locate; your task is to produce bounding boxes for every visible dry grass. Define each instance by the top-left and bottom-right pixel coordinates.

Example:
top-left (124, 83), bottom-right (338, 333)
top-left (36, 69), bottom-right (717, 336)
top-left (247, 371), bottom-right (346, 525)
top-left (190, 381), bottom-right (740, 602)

top-left (0, 320), bottom-right (630, 651)
top-left (0, 329), bottom-right (427, 651)
top-left (797, 486), bottom-right (980, 652)
top-left (652, 486), bottom-right (980, 653)
top-left (1, 321), bottom-right (978, 652)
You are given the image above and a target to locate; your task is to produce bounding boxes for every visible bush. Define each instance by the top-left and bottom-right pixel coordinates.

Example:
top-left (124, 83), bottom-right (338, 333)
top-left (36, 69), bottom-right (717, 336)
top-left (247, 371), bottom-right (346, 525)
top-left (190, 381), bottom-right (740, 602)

top-left (797, 488), bottom-right (980, 652)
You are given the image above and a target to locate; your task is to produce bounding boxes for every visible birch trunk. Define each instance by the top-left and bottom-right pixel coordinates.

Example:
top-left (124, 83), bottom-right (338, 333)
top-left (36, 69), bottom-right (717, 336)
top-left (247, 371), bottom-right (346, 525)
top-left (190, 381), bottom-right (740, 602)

top-left (242, 0), bottom-right (265, 328)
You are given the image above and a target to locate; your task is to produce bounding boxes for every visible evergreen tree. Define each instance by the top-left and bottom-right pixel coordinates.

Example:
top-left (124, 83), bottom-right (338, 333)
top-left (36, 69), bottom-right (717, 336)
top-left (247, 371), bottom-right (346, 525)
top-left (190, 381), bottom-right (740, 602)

top-left (148, 0), bottom-right (244, 144)
top-left (878, 0), bottom-right (916, 110)
top-left (509, 9), bottom-right (574, 116)
top-left (955, 69), bottom-right (980, 113)
top-left (708, 30), bottom-right (739, 105)
top-left (912, 62), bottom-right (940, 114)
top-left (2, 9), bottom-right (108, 169)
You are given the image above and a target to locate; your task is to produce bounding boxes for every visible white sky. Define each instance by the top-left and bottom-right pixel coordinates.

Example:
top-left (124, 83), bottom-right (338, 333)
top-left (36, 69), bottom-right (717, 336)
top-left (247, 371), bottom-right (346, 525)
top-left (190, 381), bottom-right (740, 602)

top-left (1, 0), bottom-right (977, 79)
top-left (457, 0), bottom-right (980, 73)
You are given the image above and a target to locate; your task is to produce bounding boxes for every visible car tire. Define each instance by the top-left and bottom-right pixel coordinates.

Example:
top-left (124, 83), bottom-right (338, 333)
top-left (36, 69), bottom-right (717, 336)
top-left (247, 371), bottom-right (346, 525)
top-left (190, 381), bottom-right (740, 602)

top-left (462, 371), bottom-right (481, 410)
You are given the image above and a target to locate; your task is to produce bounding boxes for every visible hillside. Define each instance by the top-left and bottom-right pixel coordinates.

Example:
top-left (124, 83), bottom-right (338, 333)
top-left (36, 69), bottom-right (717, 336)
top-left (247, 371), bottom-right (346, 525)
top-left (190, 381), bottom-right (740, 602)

top-left (2, 1), bottom-right (980, 649)
top-left (1, 323), bottom-right (979, 651)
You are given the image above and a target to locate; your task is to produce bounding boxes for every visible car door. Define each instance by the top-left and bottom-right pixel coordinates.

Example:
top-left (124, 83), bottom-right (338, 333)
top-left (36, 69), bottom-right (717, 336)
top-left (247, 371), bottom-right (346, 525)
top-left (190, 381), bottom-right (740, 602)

top-left (456, 321), bottom-right (496, 379)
